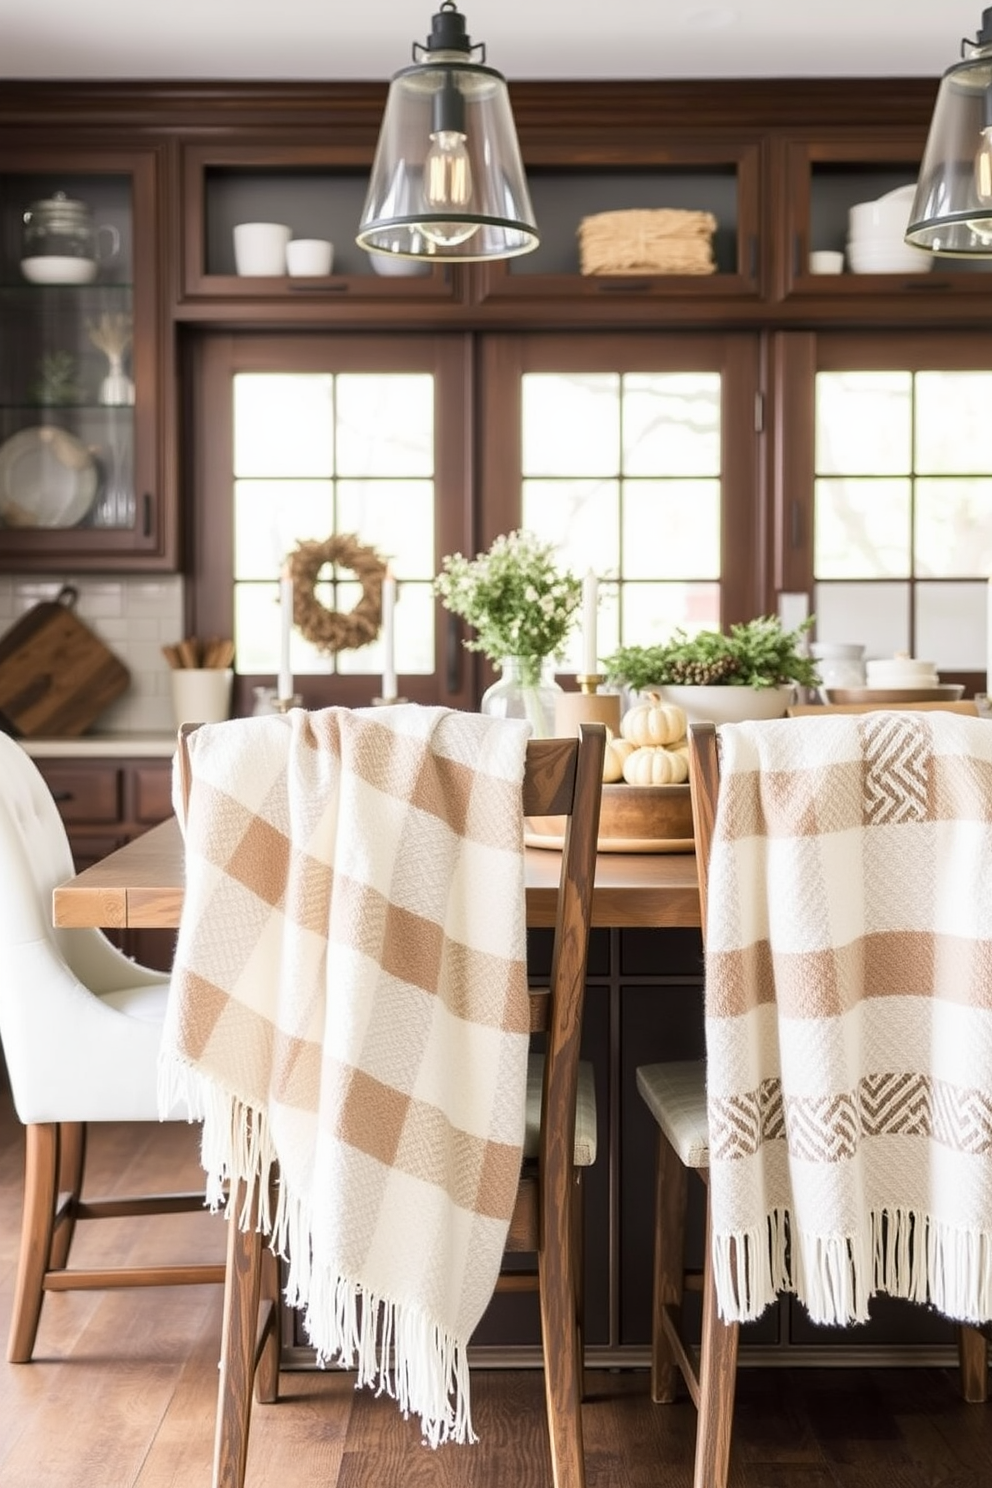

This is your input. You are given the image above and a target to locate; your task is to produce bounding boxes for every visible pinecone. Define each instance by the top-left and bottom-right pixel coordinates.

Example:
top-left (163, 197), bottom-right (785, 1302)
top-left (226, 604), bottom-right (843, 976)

top-left (666, 655), bottom-right (740, 685)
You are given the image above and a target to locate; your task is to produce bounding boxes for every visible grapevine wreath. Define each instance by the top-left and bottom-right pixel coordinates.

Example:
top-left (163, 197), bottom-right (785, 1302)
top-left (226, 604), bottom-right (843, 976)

top-left (286, 534), bottom-right (388, 656)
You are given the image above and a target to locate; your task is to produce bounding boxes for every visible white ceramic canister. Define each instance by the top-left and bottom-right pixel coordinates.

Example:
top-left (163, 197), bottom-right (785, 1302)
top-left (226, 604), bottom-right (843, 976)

top-left (810, 642), bottom-right (866, 690)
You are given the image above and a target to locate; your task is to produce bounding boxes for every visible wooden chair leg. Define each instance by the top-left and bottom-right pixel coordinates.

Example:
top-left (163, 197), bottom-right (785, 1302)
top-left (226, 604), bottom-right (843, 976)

top-left (651, 1131), bottom-right (688, 1403)
top-left (538, 1217), bottom-right (585, 1488)
top-left (49, 1121), bottom-right (86, 1271)
top-left (8, 1122), bottom-right (59, 1363)
top-left (570, 1170), bottom-right (586, 1399)
top-left (254, 1244), bottom-right (281, 1406)
top-left (692, 1193), bottom-right (739, 1488)
top-left (958, 1324), bottom-right (989, 1403)
top-left (212, 1179), bottom-right (265, 1488)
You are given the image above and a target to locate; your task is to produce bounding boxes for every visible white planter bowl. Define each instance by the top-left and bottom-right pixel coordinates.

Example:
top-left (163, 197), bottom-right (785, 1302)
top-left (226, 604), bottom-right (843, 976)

top-left (651, 684), bottom-right (796, 725)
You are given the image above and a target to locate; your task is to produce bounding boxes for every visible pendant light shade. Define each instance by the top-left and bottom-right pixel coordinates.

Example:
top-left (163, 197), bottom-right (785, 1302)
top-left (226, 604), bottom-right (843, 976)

top-left (356, 3), bottom-right (539, 263)
top-left (907, 8), bottom-right (992, 254)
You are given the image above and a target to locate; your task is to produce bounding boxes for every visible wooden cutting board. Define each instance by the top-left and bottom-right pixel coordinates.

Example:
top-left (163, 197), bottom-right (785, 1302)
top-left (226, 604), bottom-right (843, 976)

top-left (0, 585), bottom-right (130, 737)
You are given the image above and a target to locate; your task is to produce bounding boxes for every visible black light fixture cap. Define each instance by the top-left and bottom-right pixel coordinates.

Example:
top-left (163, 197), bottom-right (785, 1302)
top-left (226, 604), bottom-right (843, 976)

top-left (423, 3), bottom-right (473, 58)
top-left (978, 8), bottom-right (992, 46)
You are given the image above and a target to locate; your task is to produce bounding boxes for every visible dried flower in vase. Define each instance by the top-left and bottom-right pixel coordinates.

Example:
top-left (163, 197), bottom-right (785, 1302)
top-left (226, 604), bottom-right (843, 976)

top-left (86, 311), bottom-right (135, 406)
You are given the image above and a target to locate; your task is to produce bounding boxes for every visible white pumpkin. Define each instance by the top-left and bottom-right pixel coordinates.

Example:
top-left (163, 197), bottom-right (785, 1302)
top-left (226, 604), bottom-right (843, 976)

top-left (603, 734), bottom-right (637, 783)
top-left (621, 745), bottom-right (690, 786)
top-left (620, 695), bottom-right (688, 748)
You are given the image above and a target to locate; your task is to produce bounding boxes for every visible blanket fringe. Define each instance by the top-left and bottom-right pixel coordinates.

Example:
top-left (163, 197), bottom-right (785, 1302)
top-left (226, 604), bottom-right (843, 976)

top-left (157, 1057), bottom-right (475, 1446)
top-left (713, 1206), bottom-right (992, 1327)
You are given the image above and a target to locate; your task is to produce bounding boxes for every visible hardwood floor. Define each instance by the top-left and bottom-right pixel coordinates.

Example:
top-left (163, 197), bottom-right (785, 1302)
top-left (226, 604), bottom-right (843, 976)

top-left (1, 1081), bottom-right (991, 1487)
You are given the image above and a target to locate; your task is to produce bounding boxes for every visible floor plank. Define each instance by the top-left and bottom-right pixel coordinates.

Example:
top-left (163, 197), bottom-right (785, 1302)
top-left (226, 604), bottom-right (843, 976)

top-left (2, 1085), bottom-right (992, 1487)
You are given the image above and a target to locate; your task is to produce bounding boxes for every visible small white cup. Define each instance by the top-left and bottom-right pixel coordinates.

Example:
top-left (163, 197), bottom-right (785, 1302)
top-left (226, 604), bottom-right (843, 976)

top-left (286, 238), bottom-right (334, 276)
top-left (233, 222), bottom-right (292, 276)
top-left (170, 668), bottom-right (234, 726)
top-left (809, 249), bottom-right (845, 275)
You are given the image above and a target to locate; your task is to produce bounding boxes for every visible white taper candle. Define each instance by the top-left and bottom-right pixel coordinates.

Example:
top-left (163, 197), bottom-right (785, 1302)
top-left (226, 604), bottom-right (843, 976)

top-left (278, 565), bottom-right (294, 702)
top-left (582, 570), bottom-right (599, 677)
top-left (381, 567), bottom-right (397, 701)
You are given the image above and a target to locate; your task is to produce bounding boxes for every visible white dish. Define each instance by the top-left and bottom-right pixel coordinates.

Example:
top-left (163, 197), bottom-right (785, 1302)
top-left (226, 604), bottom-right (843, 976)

top-left (846, 248), bottom-right (932, 275)
top-left (20, 255), bottom-right (97, 285)
top-left (367, 252), bottom-right (431, 278)
top-left (0, 426), bottom-right (98, 528)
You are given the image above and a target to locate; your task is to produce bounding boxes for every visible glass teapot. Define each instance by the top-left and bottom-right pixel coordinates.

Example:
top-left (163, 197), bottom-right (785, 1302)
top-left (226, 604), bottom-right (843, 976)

top-left (21, 191), bottom-right (120, 273)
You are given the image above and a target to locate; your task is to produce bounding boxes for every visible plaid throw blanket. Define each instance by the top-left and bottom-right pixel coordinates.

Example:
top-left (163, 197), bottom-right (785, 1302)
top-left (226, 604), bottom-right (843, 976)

top-left (705, 711), bottom-right (992, 1327)
top-left (159, 704), bottom-right (532, 1444)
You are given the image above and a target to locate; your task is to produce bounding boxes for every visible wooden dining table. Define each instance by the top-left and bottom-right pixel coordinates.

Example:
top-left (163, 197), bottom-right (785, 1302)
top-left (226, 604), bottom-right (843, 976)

top-left (52, 815), bottom-right (702, 932)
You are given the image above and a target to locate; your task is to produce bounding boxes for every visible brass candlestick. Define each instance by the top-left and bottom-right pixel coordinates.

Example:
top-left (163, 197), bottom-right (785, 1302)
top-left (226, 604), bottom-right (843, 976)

top-left (577, 672), bottom-right (606, 695)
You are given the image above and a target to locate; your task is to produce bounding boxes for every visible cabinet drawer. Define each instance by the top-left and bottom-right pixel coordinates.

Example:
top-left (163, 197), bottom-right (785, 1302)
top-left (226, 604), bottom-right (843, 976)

top-left (37, 765), bottom-right (121, 823)
top-left (134, 763), bottom-right (174, 824)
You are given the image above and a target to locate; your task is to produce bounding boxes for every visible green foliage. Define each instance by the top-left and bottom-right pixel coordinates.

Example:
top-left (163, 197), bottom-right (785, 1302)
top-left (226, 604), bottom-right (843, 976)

top-left (603, 615), bottom-right (820, 692)
top-left (434, 530), bottom-right (582, 665)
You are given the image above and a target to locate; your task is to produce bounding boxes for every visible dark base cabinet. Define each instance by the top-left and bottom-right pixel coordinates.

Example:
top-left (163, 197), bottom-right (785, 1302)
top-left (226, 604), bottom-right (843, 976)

top-left (281, 921), bottom-right (963, 1369)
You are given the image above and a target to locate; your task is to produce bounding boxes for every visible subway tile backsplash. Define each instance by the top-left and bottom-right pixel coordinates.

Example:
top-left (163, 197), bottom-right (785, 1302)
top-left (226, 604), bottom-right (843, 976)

top-left (0, 573), bottom-right (184, 734)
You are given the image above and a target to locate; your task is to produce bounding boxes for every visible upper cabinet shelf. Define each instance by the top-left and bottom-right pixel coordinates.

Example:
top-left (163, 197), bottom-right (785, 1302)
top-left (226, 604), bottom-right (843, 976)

top-left (470, 142), bottom-right (764, 320)
top-left (773, 135), bottom-right (992, 315)
top-left (178, 144), bottom-right (463, 320)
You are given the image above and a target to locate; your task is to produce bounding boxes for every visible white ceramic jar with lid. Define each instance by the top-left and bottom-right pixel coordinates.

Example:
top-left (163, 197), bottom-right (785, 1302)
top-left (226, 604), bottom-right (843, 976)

top-left (810, 642), bottom-right (866, 690)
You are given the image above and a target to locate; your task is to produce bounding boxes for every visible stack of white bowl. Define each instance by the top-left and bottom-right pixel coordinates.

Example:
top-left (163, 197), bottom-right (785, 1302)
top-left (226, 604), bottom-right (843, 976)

top-left (847, 185), bottom-right (932, 274)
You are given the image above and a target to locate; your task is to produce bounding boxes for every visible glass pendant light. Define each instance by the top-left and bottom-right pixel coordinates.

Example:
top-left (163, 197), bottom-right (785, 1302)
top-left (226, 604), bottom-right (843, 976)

top-left (907, 7), bottom-right (992, 254)
top-left (356, 2), bottom-right (540, 263)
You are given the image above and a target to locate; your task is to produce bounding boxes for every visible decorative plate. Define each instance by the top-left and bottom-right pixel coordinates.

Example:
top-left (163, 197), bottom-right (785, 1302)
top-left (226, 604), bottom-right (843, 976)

top-left (0, 426), bottom-right (98, 528)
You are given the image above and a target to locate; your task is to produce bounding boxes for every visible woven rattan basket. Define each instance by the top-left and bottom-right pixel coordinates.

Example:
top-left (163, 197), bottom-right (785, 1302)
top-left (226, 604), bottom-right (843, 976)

top-left (578, 207), bottom-right (717, 276)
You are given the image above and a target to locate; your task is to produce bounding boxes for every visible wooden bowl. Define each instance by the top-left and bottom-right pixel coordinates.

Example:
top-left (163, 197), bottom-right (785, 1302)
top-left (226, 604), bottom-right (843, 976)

top-left (526, 783), bottom-right (694, 854)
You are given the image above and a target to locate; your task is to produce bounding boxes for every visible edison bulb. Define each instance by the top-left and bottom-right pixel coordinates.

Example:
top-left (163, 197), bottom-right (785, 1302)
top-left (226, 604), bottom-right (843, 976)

top-left (421, 128), bottom-right (478, 248)
top-left (976, 125), bottom-right (992, 205)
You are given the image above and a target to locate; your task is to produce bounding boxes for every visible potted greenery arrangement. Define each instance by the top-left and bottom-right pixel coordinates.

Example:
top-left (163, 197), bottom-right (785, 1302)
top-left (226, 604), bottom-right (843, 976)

top-left (602, 615), bottom-right (820, 724)
top-left (434, 529), bottom-right (583, 736)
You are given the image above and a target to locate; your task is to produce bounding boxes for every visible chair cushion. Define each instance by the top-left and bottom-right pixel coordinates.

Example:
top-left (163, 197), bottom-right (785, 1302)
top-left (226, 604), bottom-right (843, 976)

top-left (524, 1054), bottom-right (597, 1166)
top-left (636, 1060), bottom-right (709, 1169)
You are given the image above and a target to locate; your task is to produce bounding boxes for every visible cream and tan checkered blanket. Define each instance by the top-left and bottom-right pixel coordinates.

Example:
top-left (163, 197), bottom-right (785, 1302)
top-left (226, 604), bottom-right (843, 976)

top-left (704, 711), bottom-right (992, 1327)
top-left (159, 704), bottom-right (532, 1444)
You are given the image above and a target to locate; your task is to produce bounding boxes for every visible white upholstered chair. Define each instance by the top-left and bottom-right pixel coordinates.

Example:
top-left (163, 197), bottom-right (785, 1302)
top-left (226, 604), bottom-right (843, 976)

top-left (0, 731), bottom-right (223, 1363)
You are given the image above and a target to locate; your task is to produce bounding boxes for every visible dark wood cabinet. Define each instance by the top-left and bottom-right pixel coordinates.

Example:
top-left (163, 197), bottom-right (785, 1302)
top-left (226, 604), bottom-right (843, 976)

top-left (0, 143), bottom-right (177, 571)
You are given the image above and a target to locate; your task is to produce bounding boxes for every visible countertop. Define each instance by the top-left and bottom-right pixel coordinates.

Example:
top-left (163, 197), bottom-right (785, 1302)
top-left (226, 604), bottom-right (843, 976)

top-left (18, 732), bottom-right (178, 759)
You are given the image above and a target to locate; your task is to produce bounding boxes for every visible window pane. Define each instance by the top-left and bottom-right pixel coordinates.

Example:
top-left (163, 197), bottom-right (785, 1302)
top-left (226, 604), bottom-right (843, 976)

top-left (814, 477), bottom-right (910, 578)
top-left (915, 477), bottom-right (992, 577)
top-left (337, 479), bottom-right (435, 577)
top-left (522, 478), bottom-right (620, 575)
top-left (813, 581), bottom-right (909, 657)
top-left (520, 368), bottom-right (723, 655)
top-left (233, 371), bottom-right (436, 678)
top-left (623, 373), bottom-right (721, 476)
top-left (623, 480), bottom-right (720, 579)
top-left (233, 479), bottom-right (334, 579)
top-left (522, 373), bottom-right (620, 475)
top-left (815, 372), bottom-right (911, 476)
top-left (621, 581), bottom-right (720, 645)
top-left (336, 374), bottom-right (433, 476)
top-left (916, 372), bottom-right (992, 474)
top-left (916, 581), bottom-right (987, 669)
top-left (234, 373), bottom-right (334, 477)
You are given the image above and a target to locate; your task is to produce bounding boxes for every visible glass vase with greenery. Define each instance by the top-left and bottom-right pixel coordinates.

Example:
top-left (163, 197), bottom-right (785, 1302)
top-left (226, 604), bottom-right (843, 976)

top-left (434, 530), bottom-right (582, 734)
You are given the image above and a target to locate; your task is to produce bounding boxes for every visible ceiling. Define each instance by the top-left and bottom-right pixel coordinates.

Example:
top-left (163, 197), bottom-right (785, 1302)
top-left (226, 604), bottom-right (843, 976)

top-left (0, 1), bottom-right (984, 83)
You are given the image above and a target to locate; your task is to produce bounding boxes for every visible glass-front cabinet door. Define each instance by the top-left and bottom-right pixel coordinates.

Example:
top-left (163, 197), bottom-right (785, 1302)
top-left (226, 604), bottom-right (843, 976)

top-left (0, 148), bottom-right (173, 569)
